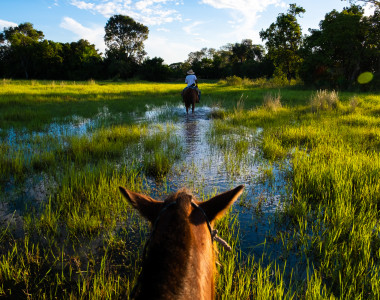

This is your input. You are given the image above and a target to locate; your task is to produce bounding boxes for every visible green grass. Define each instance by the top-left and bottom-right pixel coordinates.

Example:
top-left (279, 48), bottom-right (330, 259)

top-left (142, 125), bottom-right (182, 178)
top-left (210, 90), bottom-right (380, 298)
top-left (0, 80), bottom-right (380, 298)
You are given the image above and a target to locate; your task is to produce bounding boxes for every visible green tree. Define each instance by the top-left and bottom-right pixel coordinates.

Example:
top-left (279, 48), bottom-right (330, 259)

top-left (260, 4), bottom-right (305, 83)
top-left (182, 42), bottom-right (272, 79)
top-left (185, 48), bottom-right (218, 78)
top-left (36, 40), bottom-right (64, 79)
top-left (104, 15), bottom-right (148, 78)
top-left (0, 22), bottom-right (103, 80)
top-left (230, 39), bottom-right (264, 63)
top-left (300, 5), bottom-right (379, 88)
top-left (140, 57), bottom-right (171, 81)
top-left (342, 0), bottom-right (380, 8)
top-left (0, 22), bottom-right (44, 78)
top-left (62, 39), bottom-right (103, 80)
top-left (0, 33), bottom-right (9, 77)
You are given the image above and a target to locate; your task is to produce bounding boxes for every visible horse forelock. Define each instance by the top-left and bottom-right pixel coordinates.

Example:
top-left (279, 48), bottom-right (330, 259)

top-left (164, 188), bottom-right (195, 214)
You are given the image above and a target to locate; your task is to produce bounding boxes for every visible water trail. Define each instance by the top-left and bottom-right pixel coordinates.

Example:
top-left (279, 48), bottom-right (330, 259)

top-left (2, 104), bottom-right (289, 263)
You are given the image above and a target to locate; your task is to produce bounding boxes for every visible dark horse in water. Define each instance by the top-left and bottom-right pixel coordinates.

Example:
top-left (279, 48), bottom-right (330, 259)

top-left (183, 87), bottom-right (199, 114)
top-left (119, 185), bottom-right (244, 300)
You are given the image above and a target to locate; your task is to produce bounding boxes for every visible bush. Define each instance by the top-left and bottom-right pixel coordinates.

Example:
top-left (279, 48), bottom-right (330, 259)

top-left (225, 75), bottom-right (243, 86)
top-left (263, 92), bottom-right (282, 111)
top-left (349, 96), bottom-right (362, 113)
top-left (310, 90), bottom-right (340, 112)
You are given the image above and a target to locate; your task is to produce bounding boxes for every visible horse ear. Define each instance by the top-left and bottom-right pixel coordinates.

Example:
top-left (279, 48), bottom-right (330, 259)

top-left (119, 187), bottom-right (163, 223)
top-left (199, 185), bottom-right (244, 223)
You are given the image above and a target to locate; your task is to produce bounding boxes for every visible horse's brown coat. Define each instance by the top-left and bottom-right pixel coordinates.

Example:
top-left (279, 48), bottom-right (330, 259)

top-left (119, 186), bottom-right (244, 300)
top-left (183, 88), bottom-right (198, 114)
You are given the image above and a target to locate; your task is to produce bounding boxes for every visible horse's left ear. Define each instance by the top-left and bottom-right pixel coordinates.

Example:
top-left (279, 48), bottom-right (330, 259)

top-left (119, 187), bottom-right (163, 223)
top-left (199, 185), bottom-right (244, 223)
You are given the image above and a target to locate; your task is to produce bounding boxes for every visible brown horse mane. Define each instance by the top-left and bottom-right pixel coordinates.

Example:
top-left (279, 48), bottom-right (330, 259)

top-left (119, 185), bottom-right (244, 300)
top-left (133, 189), bottom-right (196, 299)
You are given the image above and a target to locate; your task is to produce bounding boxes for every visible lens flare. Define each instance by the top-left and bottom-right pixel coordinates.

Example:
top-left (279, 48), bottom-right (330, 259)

top-left (357, 72), bottom-right (373, 84)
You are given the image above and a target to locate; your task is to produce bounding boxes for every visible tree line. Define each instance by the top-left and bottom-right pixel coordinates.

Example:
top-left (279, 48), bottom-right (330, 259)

top-left (0, 2), bottom-right (379, 89)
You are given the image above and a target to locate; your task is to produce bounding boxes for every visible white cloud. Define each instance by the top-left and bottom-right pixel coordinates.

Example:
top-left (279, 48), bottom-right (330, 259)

top-left (182, 21), bottom-right (204, 35)
top-left (48, 0), bottom-right (60, 8)
top-left (200, 0), bottom-right (286, 41)
top-left (70, 0), bottom-right (96, 10)
top-left (200, 0), bottom-right (285, 13)
top-left (363, 2), bottom-right (376, 16)
top-left (60, 17), bottom-right (106, 54)
top-left (69, 0), bottom-right (182, 25)
top-left (0, 19), bottom-right (18, 30)
top-left (157, 27), bottom-right (170, 32)
top-left (145, 35), bottom-right (196, 64)
top-left (194, 37), bottom-right (208, 43)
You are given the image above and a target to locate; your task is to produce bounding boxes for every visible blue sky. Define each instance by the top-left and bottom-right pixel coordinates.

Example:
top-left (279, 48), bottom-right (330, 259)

top-left (0, 0), bottom-right (375, 64)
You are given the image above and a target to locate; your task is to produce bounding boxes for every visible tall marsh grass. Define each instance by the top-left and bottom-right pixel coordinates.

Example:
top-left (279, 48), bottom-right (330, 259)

top-left (310, 89), bottom-right (340, 112)
top-left (263, 92), bottom-right (282, 111)
top-left (1, 81), bottom-right (380, 298)
top-left (219, 76), bottom-right (302, 89)
top-left (211, 90), bottom-right (380, 298)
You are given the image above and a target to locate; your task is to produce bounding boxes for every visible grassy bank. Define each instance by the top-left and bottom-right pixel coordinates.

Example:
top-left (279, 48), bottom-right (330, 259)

top-left (211, 90), bottom-right (380, 298)
top-left (0, 79), bottom-right (320, 131)
top-left (1, 80), bottom-right (379, 298)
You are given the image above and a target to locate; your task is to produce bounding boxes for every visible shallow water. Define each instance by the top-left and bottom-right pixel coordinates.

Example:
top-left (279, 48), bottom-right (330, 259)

top-left (1, 104), bottom-right (290, 264)
top-left (142, 106), bottom-right (289, 259)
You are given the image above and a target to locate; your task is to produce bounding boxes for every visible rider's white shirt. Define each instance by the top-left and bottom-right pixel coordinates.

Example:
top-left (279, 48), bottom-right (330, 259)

top-left (185, 74), bottom-right (197, 87)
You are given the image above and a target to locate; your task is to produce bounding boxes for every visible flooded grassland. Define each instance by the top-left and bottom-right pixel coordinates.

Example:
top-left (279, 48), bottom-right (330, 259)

top-left (0, 80), bottom-right (380, 299)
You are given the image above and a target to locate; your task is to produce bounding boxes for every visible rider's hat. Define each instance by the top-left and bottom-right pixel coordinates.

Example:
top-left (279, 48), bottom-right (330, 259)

top-left (187, 69), bottom-right (195, 75)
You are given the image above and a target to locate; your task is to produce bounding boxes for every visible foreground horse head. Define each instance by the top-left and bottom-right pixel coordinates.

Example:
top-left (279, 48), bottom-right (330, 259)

top-left (183, 88), bottom-right (198, 114)
top-left (119, 185), bottom-right (244, 300)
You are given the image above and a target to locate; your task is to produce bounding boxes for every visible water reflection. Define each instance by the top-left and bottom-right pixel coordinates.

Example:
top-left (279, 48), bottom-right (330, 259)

top-left (2, 106), bottom-right (116, 147)
top-left (184, 114), bottom-right (198, 153)
top-left (142, 105), bottom-right (289, 265)
top-left (1, 104), bottom-right (289, 267)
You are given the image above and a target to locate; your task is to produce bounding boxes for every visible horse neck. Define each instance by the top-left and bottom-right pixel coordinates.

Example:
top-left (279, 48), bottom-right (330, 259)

top-left (134, 218), bottom-right (215, 300)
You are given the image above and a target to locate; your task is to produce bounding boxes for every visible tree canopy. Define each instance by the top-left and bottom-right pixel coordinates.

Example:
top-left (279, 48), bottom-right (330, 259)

top-left (300, 5), bottom-right (380, 88)
top-left (104, 15), bottom-right (149, 79)
top-left (0, 22), bottom-right (44, 79)
top-left (0, 8), bottom-right (378, 89)
top-left (104, 15), bottom-right (148, 62)
top-left (260, 4), bottom-right (305, 83)
top-left (0, 23), bottom-right (102, 80)
top-left (343, 0), bottom-right (380, 8)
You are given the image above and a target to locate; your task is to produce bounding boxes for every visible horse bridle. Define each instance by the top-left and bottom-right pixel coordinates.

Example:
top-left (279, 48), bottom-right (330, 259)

top-left (143, 199), bottom-right (232, 259)
top-left (132, 199), bottom-right (232, 298)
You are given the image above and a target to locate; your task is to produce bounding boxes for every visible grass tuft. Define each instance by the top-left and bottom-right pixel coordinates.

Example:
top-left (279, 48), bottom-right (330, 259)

top-left (263, 92), bottom-right (282, 111)
top-left (310, 89), bottom-right (340, 112)
top-left (1, 81), bottom-right (380, 299)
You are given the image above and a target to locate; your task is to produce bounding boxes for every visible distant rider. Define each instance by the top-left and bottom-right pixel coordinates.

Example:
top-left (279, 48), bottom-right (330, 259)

top-left (182, 69), bottom-right (201, 102)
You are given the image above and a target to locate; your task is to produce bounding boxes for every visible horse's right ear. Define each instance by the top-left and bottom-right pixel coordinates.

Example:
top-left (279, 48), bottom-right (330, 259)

top-left (119, 187), bottom-right (163, 223)
top-left (199, 185), bottom-right (244, 224)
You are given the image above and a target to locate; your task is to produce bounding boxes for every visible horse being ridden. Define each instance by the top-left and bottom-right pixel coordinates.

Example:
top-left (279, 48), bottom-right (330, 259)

top-left (183, 87), bottom-right (198, 114)
top-left (182, 69), bottom-right (201, 114)
top-left (119, 185), bottom-right (244, 300)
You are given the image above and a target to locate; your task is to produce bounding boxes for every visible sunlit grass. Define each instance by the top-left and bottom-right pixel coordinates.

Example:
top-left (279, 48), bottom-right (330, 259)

top-left (1, 80), bottom-right (380, 298)
top-left (310, 89), bottom-right (340, 112)
top-left (210, 90), bottom-right (380, 298)
top-left (215, 210), bottom-right (296, 299)
top-left (263, 91), bottom-right (282, 111)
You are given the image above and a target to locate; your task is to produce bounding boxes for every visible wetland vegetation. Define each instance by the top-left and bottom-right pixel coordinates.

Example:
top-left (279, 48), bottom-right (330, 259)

top-left (0, 80), bottom-right (380, 299)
